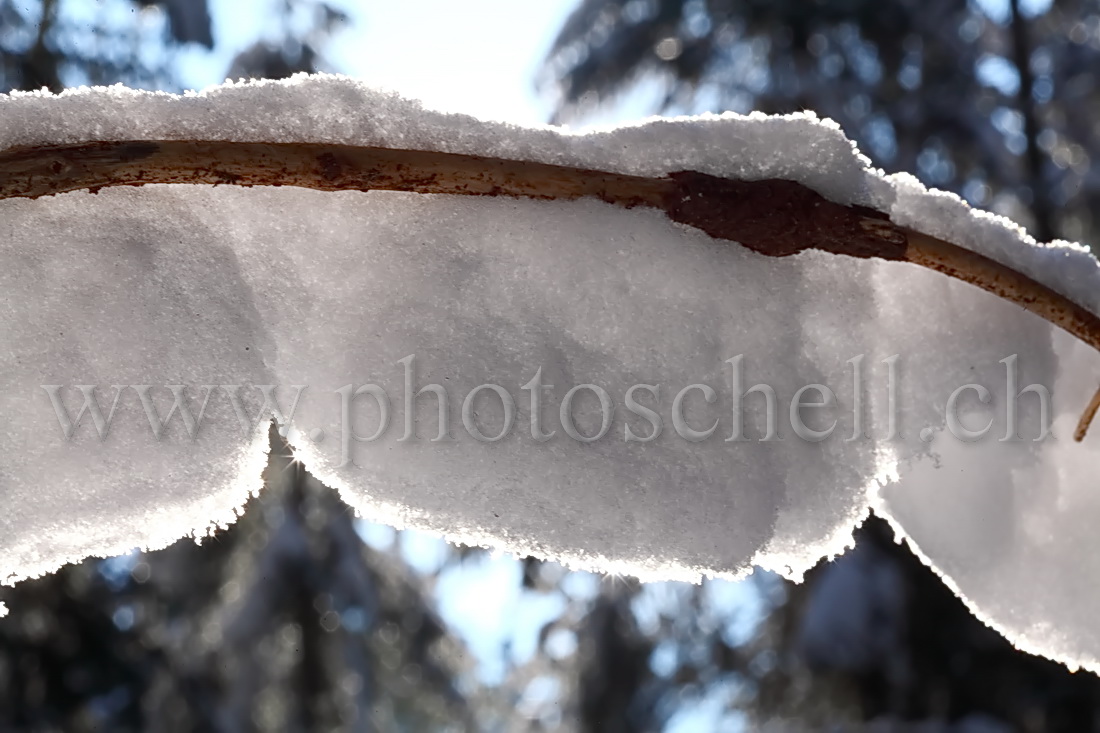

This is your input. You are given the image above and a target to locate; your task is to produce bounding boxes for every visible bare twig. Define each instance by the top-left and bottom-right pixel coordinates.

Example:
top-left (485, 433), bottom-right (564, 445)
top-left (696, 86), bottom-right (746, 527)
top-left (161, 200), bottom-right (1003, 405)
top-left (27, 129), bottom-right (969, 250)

top-left (2, 140), bottom-right (1096, 438)
top-left (1077, 386), bottom-right (1100, 441)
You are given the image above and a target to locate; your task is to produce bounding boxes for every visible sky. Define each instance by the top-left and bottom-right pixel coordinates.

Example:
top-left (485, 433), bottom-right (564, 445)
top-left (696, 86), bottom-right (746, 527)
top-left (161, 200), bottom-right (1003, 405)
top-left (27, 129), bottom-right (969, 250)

top-left (322, 0), bottom-right (576, 124)
top-left (179, 0), bottom-right (578, 125)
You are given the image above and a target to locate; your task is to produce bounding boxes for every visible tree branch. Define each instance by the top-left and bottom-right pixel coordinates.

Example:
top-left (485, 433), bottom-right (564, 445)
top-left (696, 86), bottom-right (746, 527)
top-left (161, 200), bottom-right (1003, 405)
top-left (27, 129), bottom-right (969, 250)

top-left (2, 139), bottom-right (1097, 438)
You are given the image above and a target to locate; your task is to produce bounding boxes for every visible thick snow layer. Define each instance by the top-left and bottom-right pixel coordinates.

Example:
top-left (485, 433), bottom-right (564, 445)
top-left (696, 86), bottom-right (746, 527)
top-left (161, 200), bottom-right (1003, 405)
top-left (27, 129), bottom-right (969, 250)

top-left (2, 75), bottom-right (1099, 671)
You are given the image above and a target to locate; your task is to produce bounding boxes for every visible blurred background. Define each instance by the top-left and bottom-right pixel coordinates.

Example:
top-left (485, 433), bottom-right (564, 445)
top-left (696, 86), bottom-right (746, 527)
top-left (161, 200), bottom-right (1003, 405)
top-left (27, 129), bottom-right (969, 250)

top-left (3, 0), bottom-right (1100, 730)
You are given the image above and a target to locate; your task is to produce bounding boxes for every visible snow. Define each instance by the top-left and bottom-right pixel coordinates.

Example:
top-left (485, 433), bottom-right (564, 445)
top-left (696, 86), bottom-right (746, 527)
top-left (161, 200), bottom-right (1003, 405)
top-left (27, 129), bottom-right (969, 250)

top-left (2, 74), bottom-right (1099, 672)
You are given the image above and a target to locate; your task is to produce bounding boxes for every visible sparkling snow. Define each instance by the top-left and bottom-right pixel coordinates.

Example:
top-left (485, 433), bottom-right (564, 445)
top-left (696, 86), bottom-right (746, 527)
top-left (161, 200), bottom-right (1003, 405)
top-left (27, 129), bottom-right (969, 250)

top-left (2, 74), bottom-right (1099, 672)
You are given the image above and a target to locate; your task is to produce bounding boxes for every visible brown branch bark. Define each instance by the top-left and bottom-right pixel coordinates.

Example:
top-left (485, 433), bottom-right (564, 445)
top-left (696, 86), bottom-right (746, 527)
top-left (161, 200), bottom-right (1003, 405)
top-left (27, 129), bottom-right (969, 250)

top-left (2, 140), bottom-right (1098, 438)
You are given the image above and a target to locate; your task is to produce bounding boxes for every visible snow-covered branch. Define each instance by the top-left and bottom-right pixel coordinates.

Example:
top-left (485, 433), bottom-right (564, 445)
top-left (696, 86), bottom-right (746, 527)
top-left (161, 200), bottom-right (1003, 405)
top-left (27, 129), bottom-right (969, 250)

top-left (5, 76), bottom-right (1100, 674)
top-left (4, 138), bottom-right (1099, 436)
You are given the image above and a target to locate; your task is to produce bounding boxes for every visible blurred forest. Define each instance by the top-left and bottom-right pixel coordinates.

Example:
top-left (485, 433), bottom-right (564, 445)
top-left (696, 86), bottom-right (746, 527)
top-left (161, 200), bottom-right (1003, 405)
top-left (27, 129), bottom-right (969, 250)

top-left (3, 0), bottom-right (1100, 731)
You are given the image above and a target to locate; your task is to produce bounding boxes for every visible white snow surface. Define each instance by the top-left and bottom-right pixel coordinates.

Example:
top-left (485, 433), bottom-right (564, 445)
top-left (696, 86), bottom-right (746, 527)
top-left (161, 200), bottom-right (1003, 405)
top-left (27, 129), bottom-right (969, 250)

top-left (2, 74), bottom-right (1100, 671)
